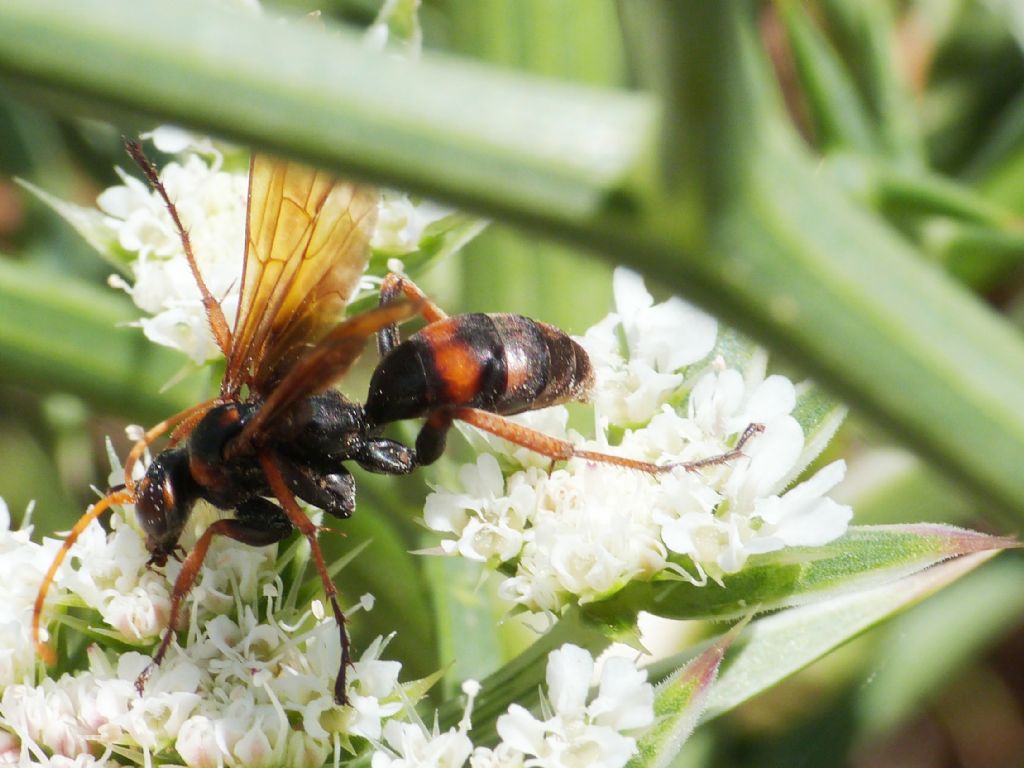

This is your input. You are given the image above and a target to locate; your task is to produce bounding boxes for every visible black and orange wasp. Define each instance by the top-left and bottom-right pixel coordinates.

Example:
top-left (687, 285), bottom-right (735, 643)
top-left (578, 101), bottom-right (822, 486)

top-left (32, 142), bottom-right (760, 704)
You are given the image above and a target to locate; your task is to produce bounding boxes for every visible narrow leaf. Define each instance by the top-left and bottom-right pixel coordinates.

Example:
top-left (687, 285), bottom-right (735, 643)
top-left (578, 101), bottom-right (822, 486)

top-left (583, 525), bottom-right (1017, 624)
top-left (825, 154), bottom-right (1021, 229)
top-left (0, 258), bottom-right (206, 424)
top-left (778, 2), bottom-right (879, 154)
top-left (816, 0), bottom-right (925, 167)
top-left (702, 550), bottom-right (1001, 718)
top-left (17, 178), bottom-right (128, 271)
top-left (856, 556), bottom-right (1024, 736)
top-left (628, 619), bottom-right (746, 768)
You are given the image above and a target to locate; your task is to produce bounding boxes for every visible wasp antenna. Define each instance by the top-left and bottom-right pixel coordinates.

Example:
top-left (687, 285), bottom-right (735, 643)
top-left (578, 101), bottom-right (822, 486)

top-left (123, 139), bottom-right (233, 359)
top-left (33, 489), bottom-right (134, 665)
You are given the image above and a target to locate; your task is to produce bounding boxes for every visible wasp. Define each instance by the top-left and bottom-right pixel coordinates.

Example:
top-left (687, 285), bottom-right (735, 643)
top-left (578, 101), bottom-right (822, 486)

top-left (32, 142), bottom-right (760, 705)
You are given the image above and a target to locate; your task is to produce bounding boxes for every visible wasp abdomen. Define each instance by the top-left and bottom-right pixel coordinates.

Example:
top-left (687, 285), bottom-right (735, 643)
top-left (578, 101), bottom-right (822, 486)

top-left (364, 313), bottom-right (594, 426)
top-left (496, 315), bottom-right (593, 412)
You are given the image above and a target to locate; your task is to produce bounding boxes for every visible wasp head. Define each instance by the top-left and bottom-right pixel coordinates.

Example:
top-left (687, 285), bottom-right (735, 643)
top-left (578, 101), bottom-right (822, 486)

top-left (135, 447), bottom-right (196, 566)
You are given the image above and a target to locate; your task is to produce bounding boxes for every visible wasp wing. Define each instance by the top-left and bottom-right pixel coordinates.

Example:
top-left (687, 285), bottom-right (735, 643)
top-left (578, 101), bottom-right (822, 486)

top-left (223, 154), bottom-right (378, 396)
top-left (231, 300), bottom-right (420, 452)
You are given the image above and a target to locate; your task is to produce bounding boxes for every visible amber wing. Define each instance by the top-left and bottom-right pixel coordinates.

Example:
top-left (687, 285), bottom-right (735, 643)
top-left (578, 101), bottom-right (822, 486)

top-left (222, 154), bottom-right (379, 397)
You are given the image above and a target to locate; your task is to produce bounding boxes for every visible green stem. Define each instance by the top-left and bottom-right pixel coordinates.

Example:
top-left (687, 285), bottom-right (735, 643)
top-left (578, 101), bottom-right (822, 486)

top-left (3, 0), bottom-right (1024, 519)
top-left (0, 259), bottom-right (206, 423)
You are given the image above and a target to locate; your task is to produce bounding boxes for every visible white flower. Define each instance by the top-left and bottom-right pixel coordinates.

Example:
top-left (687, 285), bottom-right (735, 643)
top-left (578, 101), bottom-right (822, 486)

top-left (424, 455), bottom-right (531, 563)
top-left (99, 152), bottom-right (247, 363)
top-left (371, 719), bottom-right (474, 768)
top-left (0, 499), bottom-right (67, 689)
top-left (373, 192), bottom-right (453, 255)
top-left (369, 648), bottom-right (652, 768)
top-left (580, 268), bottom-right (717, 425)
top-left (613, 267), bottom-right (717, 373)
top-left (343, 636), bottom-right (404, 740)
top-left (425, 271), bottom-right (852, 608)
top-left (492, 645), bottom-right (653, 768)
top-left (370, 678), bottom-right (481, 768)
top-left (747, 460), bottom-right (853, 550)
top-left (1, 491), bottom-right (408, 767)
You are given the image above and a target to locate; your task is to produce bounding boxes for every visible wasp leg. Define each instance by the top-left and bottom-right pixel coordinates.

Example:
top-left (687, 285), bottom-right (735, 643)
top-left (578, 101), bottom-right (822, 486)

top-left (258, 451), bottom-right (352, 705)
top-left (410, 408), bottom-right (456, 466)
top-left (377, 272), bottom-right (449, 357)
top-left (282, 460), bottom-right (357, 520)
top-left (450, 407), bottom-right (764, 475)
top-left (354, 437), bottom-right (417, 475)
top-left (135, 497), bottom-right (292, 696)
top-left (34, 489), bottom-right (135, 666)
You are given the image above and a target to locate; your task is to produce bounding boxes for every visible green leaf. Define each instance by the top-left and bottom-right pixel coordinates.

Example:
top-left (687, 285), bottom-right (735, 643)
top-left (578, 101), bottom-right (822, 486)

top-left (701, 550), bottom-right (1001, 719)
top-left (17, 178), bottom-right (128, 271)
top-left (816, 0), bottom-right (925, 167)
top-left (825, 152), bottom-right (1021, 229)
top-left (854, 556), bottom-right (1024, 737)
top-left (0, 258), bottom-right (207, 427)
top-left (423, 554), bottom-right (506, 701)
top-left (778, 2), bottom-right (879, 155)
top-left (0, 0), bottom-right (652, 222)
top-left (628, 620), bottom-right (745, 768)
top-left (582, 525), bottom-right (1017, 624)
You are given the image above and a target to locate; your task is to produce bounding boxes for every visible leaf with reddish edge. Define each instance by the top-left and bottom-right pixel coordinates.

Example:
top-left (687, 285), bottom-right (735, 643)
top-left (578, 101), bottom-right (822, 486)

top-left (628, 617), bottom-right (748, 768)
top-left (700, 550), bottom-right (1005, 720)
top-left (582, 525), bottom-right (1018, 629)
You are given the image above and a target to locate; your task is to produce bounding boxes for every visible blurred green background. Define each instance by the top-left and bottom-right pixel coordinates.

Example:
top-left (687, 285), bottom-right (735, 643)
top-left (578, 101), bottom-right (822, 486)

top-left (3, 1), bottom-right (1024, 766)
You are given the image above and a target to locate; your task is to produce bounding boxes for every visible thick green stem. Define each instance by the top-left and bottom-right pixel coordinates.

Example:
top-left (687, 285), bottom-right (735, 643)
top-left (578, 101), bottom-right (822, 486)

top-left (0, 259), bottom-right (206, 423)
top-left (3, 0), bottom-right (1024, 518)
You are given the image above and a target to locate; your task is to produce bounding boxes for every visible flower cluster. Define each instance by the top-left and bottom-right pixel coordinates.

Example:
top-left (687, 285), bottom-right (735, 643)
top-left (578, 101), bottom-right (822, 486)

top-left (0, 494), bottom-right (408, 767)
top-left (0, 490), bottom-right (656, 768)
top-left (94, 125), bottom-right (451, 366)
top-left (424, 268), bottom-right (853, 613)
top-left (99, 128), bottom-right (248, 364)
top-left (371, 645), bottom-right (654, 768)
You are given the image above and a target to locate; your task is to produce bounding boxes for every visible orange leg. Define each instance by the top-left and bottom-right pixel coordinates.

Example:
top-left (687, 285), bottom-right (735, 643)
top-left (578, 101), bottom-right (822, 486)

top-left (453, 407), bottom-right (764, 474)
top-left (259, 451), bottom-right (351, 705)
top-left (33, 489), bottom-right (134, 665)
top-left (122, 398), bottom-right (219, 495)
top-left (377, 273), bottom-right (448, 357)
top-left (136, 518), bottom-right (227, 694)
top-left (134, 497), bottom-right (292, 695)
top-left (379, 272), bottom-right (448, 321)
